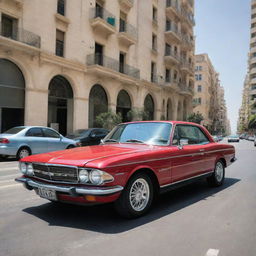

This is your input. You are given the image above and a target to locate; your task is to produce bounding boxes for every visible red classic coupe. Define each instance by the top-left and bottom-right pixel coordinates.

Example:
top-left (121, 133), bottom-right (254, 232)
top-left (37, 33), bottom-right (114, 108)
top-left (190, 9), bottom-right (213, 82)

top-left (16, 121), bottom-right (236, 218)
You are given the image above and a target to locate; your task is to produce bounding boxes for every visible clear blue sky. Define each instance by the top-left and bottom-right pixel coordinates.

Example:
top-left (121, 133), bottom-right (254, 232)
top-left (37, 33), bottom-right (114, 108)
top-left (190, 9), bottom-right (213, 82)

top-left (194, 0), bottom-right (250, 133)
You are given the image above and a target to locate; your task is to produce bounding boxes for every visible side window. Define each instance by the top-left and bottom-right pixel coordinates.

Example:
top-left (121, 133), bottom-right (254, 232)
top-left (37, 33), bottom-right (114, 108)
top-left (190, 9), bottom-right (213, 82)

top-left (26, 128), bottom-right (43, 137)
top-left (172, 125), bottom-right (209, 145)
top-left (196, 127), bottom-right (210, 144)
top-left (43, 128), bottom-right (60, 138)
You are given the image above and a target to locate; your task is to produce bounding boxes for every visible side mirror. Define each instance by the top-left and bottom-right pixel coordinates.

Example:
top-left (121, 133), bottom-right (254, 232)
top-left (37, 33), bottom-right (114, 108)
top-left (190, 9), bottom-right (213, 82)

top-left (178, 139), bottom-right (188, 149)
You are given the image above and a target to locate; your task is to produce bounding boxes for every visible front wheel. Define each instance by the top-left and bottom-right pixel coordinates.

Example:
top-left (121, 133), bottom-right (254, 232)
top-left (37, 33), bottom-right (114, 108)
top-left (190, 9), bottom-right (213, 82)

top-left (207, 161), bottom-right (225, 187)
top-left (114, 173), bottom-right (154, 218)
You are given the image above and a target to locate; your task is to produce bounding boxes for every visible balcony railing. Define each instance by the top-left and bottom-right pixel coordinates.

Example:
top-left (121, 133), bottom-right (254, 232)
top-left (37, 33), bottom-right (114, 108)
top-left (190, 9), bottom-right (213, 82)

top-left (165, 23), bottom-right (181, 39)
top-left (181, 34), bottom-right (194, 48)
top-left (165, 49), bottom-right (179, 62)
top-left (86, 54), bottom-right (140, 79)
top-left (119, 22), bottom-right (137, 39)
top-left (0, 22), bottom-right (41, 48)
top-left (151, 74), bottom-right (158, 83)
top-left (181, 9), bottom-right (195, 26)
top-left (90, 7), bottom-right (116, 27)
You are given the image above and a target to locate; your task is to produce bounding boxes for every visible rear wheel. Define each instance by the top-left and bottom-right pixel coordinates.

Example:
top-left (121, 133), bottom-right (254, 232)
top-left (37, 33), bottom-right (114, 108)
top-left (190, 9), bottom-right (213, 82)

top-left (114, 173), bottom-right (154, 218)
top-left (207, 160), bottom-right (225, 187)
top-left (17, 147), bottom-right (31, 160)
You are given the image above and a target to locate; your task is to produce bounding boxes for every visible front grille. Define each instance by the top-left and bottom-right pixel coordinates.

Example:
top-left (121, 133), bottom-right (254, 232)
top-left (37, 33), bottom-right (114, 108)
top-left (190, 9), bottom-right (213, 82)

top-left (33, 163), bottom-right (78, 183)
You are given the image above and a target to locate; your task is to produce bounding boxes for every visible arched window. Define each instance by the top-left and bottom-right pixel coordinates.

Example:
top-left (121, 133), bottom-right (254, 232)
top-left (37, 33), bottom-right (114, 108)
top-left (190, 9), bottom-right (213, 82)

top-left (144, 94), bottom-right (154, 120)
top-left (0, 59), bottom-right (25, 132)
top-left (89, 84), bottom-right (108, 127)
top-left (116, 90), bottom-right (131, 122)
top-left (48, 75), bottom-right (73, 135)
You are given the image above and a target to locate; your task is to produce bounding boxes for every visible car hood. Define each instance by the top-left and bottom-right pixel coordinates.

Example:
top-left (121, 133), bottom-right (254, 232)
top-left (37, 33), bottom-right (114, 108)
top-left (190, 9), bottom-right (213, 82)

top-left (21, 143), bottom-right (155, 167)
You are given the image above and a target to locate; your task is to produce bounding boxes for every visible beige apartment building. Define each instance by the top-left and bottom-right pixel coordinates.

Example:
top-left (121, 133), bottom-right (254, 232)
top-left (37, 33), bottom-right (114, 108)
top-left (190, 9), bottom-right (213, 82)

top-left (238, 74), bottom-right (250, 132)
top-left (238, 0), bottom-right (256, 132)
top-left (193, 54), bottom-right (229, 135)
top-left (0, 0), bottom-right (195, 134)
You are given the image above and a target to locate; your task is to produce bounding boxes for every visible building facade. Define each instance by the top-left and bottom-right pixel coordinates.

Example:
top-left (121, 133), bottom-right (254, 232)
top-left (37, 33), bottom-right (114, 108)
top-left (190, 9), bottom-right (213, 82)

top-left (0, 0), bottom-right (195, 134)
top-left (193, 54), bottom-right (229, 135)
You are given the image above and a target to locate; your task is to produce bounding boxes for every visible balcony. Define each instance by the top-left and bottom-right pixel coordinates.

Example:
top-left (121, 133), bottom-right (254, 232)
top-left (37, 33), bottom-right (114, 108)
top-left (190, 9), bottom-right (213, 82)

top-left (164, 50), bottom-right (180, 65)
top-left (118, 0), bottom-right (134, 11)
top-left (86, 54), bottom-right (140, 80)
top-left (180, 60), bottom-right (194, 75)
top-left (0, 22), bottom-right (41, 48)
top-left (181, 34), bottom-right (194, 50)
top-left (250, 88), bottom-right (256, 95)
top-left (89, 7), bottom-right (116, 38)
top-left (118, 22), bottom-right (137, 46)
top-left (151, 74), bottom-right (158, 84)
top-left (165, 24), bottom-right (181, 43)
top-left (166, 0), bottom-right (181, 18)
top-left (179, 84), bottom-right (193, 96)
top-left (181, 9), bottom-right (195, 27)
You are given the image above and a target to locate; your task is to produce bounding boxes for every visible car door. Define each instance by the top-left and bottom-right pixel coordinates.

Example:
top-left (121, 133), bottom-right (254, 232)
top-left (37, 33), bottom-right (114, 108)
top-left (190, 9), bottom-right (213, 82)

top-left (42, 128), bottom-right (63, 152)
top-left (170, 124), bottom-right (211, 182)
top-left (25, 128), bottom-right (48, 154)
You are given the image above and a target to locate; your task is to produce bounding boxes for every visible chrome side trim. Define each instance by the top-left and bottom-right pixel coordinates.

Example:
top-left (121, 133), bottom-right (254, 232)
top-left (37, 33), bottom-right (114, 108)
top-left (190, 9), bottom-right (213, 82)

top-left (15, 177), bottom-right (123, 196)
top-left (160, 171), bottom-right (214, 188)
top-left (105, 148), bottom-right (232, 168)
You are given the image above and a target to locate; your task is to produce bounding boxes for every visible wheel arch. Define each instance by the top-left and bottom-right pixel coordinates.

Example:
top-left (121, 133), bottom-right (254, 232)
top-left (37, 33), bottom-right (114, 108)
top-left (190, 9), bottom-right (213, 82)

top-left (126, 167), bottom-right (160, 196)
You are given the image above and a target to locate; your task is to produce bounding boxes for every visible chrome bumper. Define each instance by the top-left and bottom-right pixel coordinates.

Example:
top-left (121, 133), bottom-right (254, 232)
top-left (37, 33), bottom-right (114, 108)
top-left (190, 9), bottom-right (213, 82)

top-left (15, 177), bottom-right (123, 196)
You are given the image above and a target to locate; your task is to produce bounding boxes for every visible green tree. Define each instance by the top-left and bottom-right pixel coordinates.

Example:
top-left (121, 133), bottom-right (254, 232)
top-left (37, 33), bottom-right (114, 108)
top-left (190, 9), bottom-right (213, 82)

top-left (186, 112), bottom-right (204, 124)
top-left (127, 108), bottom-right (150, 121)
top-left (95, 111), bottom-right (122, 130)
top-left (248, 114), bottom-right (256, 130)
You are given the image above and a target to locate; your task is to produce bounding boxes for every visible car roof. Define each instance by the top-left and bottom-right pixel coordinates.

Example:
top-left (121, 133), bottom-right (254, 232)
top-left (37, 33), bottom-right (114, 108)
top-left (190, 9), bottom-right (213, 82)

top-left (121, 120), bottom-right (200, 126)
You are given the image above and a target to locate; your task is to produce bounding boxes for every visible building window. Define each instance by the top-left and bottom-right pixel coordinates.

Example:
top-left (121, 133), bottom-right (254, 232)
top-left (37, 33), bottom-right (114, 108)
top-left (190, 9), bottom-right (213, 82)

top-left (165, 69), bottom-right (171, 83)
top-left (57, 0), bottom-right (65, 16)
top-left (1, 14), bottom-right (18, 39)
top-left (195, 74), bottom-right (202, 81)
top-left (197, 85), bottom-right (202, 92)
top-left (252, 32), bottom-right (256, 38)
top-left (151, 62), bottom-right (156, 82)
top-left (56, 30), bottom-right (65, 57)
top-left (152, 7), bottom-right (157, 23)
top-left (119, 52), bottom-right (126, 73)
top-left (95, 42), bottom-right (103, 65)
top-left (119, 12), bottom-right (126, 32)
top-left (173, 70), bottom-right (178, 81)
top-left (198, 98), bottom-right (202, 104)
top-left (152, 34), bottom-right (157, 51)
top-left (165, 43), bottom-right (171, 55)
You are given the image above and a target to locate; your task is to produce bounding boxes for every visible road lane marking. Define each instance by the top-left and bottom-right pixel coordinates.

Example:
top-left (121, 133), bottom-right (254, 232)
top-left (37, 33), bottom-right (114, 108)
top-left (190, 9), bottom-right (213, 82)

top-left (205, 249), bottom-right (219, 256)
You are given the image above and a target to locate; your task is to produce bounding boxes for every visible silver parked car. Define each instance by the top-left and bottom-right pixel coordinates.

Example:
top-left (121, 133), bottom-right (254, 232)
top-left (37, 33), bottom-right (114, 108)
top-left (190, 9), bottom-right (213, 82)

top-left (0, 126), bottom-right (78, 159)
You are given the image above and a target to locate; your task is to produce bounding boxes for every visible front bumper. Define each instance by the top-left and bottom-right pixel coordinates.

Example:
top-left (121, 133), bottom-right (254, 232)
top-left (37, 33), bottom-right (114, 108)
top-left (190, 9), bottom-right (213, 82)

top-left (15, 177), bottom-right (123, 196)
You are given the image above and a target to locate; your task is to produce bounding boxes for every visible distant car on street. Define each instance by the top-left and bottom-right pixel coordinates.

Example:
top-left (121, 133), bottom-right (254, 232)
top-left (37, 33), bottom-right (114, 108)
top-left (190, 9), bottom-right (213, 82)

top-left (227, 135), bottom-right (240, 143)
top-left (0, 126), bottom-right (78, 159)
top-left (248, 135), bottom-right (255, 142)
top-left (66, 128), bottom-right (109, 146)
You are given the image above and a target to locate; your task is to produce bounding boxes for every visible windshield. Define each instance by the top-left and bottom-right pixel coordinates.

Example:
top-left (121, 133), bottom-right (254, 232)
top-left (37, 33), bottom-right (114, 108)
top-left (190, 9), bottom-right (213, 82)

top-left (2, 127), bottom-right (25, 134)
top-left (103, 122), bottom-right (172, 146)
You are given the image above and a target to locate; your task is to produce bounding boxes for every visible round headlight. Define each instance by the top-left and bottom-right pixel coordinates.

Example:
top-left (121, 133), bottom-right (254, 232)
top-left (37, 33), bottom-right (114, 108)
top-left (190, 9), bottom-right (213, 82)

top-left (27, 163), bottom-right (34, 176)
top-left (79, 169), bottom-right (89, 183)
top-left (90, 170), bottom-right (103, 185)
top-left (19, 162), bottom-right (27, 174)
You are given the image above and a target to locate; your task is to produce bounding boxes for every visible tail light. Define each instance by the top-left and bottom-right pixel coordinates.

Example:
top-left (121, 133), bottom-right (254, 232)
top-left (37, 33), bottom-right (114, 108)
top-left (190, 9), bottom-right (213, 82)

top-left (0, 138), bottom-right (10, 144)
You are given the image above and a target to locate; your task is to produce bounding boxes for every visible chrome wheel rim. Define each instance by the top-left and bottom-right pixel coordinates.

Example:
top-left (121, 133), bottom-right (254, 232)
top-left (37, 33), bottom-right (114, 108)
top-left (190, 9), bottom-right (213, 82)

top-left (215, 162), bottom-right (224, 182)
top-left (19, 149), bottom-right (29, 159)
top-left (129, 178), bottom-right (150, 212)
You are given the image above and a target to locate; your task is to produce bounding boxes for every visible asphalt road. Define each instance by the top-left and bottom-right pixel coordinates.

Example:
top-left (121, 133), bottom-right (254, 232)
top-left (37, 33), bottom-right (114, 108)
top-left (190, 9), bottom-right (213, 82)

top-left (0, 139), bottom-right (256, 256)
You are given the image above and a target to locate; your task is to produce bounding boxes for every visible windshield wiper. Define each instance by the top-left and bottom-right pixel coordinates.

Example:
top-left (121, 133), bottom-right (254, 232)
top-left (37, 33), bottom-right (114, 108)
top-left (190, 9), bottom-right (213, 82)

top-left (125, 139), bottom-right (145, 144)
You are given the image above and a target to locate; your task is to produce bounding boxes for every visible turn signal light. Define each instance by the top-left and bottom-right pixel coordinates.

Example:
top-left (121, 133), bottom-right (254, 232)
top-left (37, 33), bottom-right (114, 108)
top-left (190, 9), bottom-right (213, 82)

top-left (0, 138), bottom-right (9, 144)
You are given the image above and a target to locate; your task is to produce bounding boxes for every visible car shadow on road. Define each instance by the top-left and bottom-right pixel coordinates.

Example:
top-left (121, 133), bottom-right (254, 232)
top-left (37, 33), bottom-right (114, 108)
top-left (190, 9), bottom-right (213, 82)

top-left (23, 177), bottom-right (240, 234)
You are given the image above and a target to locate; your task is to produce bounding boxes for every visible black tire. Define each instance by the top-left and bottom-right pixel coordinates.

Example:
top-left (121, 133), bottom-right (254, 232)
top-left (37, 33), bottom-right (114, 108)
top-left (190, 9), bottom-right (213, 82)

top-left (114, 173), bottom-right (154, 218)
top-left (16, 147), bottom-right (31, 160)
top-left (0, 155), bottom-right (7, 161)
top-left (207, 160), bottom-right (225, 187)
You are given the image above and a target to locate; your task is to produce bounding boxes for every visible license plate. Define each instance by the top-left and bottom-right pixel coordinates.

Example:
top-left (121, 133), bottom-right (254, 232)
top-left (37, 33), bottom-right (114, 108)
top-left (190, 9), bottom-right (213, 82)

top-left (38, 187), bottom-right (57, 201)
